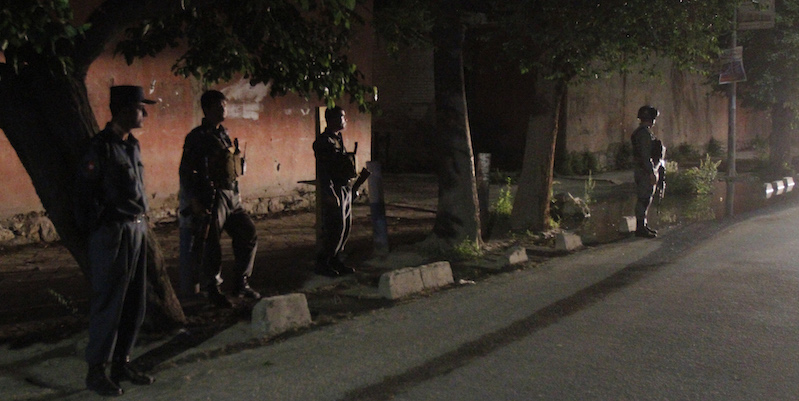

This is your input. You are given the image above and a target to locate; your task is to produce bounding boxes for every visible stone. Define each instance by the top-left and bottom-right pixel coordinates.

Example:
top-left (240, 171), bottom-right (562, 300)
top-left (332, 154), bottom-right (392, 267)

top-left (505, 246), bottom-right (528, 265)
top-left (251, 293), bottom-right (312, 338)
top-left (619, 216), bottom-right (637, 233)
top-left (555, 232), bottom-right (583, 251)
top-left (378, 267), bottom-right (424, 300)
top-left (419, 262), bottom-right (454, 289)
top-left (551, 192), bottom-right (591, 223)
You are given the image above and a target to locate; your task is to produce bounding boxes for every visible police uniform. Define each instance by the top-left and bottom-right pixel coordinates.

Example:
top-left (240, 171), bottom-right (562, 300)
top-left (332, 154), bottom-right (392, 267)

top-left (178, 119), bottom-right (258, 301)
top-left (313, 127), bottom-right (357, 275)
top-left (631, 124), bottom-right (658, 234)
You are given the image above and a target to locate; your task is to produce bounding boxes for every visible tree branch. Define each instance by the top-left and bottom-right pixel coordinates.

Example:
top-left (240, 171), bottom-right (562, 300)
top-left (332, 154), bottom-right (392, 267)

top-left (73, 0), bottom-right (190, 77)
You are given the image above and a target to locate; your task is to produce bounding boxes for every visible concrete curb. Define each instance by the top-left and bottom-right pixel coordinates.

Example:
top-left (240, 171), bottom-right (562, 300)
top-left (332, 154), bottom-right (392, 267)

top-left (251, 293), bottom-right (312, 338)
top-left (378, 261), bottom-right (454, 300)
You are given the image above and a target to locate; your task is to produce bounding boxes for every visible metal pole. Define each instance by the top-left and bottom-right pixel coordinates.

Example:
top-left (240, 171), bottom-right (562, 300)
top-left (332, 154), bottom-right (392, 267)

top-left (727, 8), bottom-right (737, 179)
top-left (366, 161), bottom-right (389, 255)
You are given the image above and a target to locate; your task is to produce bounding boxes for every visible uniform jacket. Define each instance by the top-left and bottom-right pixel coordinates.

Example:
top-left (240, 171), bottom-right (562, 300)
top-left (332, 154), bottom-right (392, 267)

top-left (74, 123), bottom-right (148, 232)
top-left (313, 128), bottom-right (356, 188)
top-left (179, 119), bottom-right (240, 211)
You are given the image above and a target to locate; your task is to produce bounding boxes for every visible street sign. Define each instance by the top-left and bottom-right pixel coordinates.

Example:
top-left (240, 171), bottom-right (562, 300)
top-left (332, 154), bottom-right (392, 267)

top-left (719, 46), bottom-right (746, 84)
top-left (738, 0), bottom-right (775, 30)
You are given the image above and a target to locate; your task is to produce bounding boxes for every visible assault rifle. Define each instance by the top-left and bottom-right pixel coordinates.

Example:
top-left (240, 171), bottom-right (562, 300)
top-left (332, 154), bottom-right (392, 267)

top-left (190, 157), bottom-right (219, 270)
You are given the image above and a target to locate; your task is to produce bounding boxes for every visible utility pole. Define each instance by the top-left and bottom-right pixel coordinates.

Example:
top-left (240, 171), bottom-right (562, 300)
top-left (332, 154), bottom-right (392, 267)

top-left (727, 6), bottom-right (737, 179)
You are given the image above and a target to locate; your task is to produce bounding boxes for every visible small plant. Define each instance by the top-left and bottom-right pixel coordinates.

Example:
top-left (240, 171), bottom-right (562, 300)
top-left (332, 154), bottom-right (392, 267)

top-left (667, 154), bottom-right (720, 195)
top-left (493, 177), bottom-right (514, 216)
top-left (583, 171), bottom-right (596, 204)
top-left (452, 238), bottom-right (483, 260)
top-left (706, 137), bottom-right (725, 158)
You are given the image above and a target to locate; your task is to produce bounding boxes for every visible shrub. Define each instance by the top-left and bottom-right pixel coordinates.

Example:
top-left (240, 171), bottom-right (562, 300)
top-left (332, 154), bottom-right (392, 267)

top-left (493, 177), bottom-right (514, 216)
top-left (666, 154), bottom-right (720, 195)
top-left (614, 142), bottom-right (633, 170)
top-left (669, 142), bottom-right (701, 164)
top-left (706, 137), bottom-right (725, 158)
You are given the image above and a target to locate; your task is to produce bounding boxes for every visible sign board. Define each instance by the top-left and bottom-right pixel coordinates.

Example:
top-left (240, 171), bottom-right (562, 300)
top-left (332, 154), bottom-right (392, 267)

top-left (738, 0), bottom-right (775, 30)
top-left (719, 46), bottom-right (746, 84)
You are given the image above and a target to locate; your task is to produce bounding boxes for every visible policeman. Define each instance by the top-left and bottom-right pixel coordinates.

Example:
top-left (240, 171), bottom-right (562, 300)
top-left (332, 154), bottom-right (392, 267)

top-left (313, 106), bottom-right (358, 277)
top-left (74, 85), bottom-right (156, 396)
top-left (179, 90), bottom-right (260, 308)
top-left (631, 105), bottom-right (661, 238)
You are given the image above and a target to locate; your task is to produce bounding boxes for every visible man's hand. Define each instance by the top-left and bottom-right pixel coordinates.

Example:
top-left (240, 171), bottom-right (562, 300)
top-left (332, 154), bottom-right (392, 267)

top-left (190, 198), bottom-right (209, 216)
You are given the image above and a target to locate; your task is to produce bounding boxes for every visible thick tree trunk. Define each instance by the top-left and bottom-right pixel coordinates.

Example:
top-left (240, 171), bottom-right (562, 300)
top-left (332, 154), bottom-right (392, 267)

top-left (511, 76), bottom-right (566, 232)
top-left (0, 67), bottom-right (185, 330)
top-left (427, 1), bottom-right (481, 250)
top-left (769, 103), bottom-right (794, 176)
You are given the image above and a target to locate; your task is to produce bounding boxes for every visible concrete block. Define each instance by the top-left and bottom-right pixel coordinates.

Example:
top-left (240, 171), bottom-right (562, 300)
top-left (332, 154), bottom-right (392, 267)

top-left (765, 182), bottom-right (774, 199)
top-left (785, 177), bottom-right (795, 192)
top-left (251, 293), bottom-right (312, 338)
top-left (419, 261), bottom-right (454, 289)
top-left (774, 180), bottom-right (785, 195)
top-left (619, 216), bottom-right (636, 233)
top-left (379, 267), bottom-right (424, 300)
top-left (555, 232), bottom-right (583, 251)
top-left (505, 246), bottom-right (528, 265)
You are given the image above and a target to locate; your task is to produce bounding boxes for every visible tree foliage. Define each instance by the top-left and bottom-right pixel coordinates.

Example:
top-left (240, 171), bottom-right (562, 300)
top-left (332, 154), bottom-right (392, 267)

top-left (0, 0), bottom-right (376, 109)
top-left (738, 1), bottom-right (799, 112)
top-left (492, 0), bottom-right (735, 81)
top-left (0, 0), bottom-right (378, 329)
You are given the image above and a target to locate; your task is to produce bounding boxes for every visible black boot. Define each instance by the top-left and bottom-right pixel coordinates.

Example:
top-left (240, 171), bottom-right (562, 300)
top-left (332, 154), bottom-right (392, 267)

top-left (86, 363), bottom-right (123, 397)
top-left (110, 358), bottom-right (154, 386)
top-left (207, 285), bottom-right (233, 308)
top-left (236, 276), bottom-right (261, 299)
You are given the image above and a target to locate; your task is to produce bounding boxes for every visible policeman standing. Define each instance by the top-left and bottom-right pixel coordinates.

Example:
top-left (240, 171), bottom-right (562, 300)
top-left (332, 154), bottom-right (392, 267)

top-left (631, 105), bottom-right (661, 239)
top-left (313, 106), bottom-right (359, 277)
top-left (75, 85), bottom-right (156, 396)
top-left (179, 90), bottom-right (260, 308)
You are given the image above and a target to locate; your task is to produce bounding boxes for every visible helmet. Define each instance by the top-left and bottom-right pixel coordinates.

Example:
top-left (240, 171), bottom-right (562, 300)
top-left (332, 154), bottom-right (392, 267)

top-left (637, 105), bottom-right (659, 121)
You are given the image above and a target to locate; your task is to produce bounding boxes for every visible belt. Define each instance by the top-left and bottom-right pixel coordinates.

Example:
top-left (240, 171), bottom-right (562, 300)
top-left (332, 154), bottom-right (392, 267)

top-left (102, 211), bottom-right (146, 224)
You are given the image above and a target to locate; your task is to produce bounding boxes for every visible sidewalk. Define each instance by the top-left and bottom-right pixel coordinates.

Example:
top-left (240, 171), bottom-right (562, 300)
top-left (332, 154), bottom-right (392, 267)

top-left (0, 172), bottom-right (635, 400)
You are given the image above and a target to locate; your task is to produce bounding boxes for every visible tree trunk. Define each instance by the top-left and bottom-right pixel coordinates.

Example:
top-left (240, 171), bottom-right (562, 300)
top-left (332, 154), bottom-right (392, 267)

top-left (426, 1), bottom-right (481, 250)
top-left (769, 103), bottom-right (794, 176)
top-left (0, 66), bottom-right (186, 330)
top-left (511, 76), bottom-right (566, 232)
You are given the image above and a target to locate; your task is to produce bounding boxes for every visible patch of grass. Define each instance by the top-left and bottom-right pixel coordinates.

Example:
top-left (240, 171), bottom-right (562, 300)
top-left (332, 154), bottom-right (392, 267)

top-left (452, 238), bottom-right (483, 260)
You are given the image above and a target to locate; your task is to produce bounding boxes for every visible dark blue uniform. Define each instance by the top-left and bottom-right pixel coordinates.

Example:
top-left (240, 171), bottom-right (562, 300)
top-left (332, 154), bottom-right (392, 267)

top-left (75, 124), bottom-right (148, 367)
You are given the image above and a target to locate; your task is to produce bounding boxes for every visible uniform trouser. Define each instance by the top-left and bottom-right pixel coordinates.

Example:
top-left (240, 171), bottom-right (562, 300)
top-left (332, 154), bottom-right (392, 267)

top-left (85, 219), bottom-right (147, 366)
top-left (178, 213), bottom-right (198, 296)
top-left (198, 189), bottom-right (257, 289)
top-left (318, 183), bottom-right (352, 265)
top-left (634, 168), bottom-right (656, 230)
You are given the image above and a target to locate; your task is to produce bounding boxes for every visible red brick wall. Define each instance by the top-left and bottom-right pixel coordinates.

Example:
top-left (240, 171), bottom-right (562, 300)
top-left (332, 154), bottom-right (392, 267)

top-left (0, 2), bottom-right (374, 220)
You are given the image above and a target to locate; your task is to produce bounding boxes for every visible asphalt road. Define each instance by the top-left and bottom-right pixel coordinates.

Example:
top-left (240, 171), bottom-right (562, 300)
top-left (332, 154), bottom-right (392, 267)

top-left (2, 191), bottom-right (789, 400)
top-left (4, 171), bottom-right (799, 401)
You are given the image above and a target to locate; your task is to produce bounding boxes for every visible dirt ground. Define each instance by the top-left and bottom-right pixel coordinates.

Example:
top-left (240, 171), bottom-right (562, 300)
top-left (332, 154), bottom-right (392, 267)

top-left (0, 174), bottom-right (488, 348)
top-left (0, 172), bottom-right (618, 350)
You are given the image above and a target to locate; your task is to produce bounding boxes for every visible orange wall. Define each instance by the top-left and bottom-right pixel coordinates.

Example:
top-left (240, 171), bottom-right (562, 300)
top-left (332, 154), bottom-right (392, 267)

top-left (0, 5), bottom-right (374, 219)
